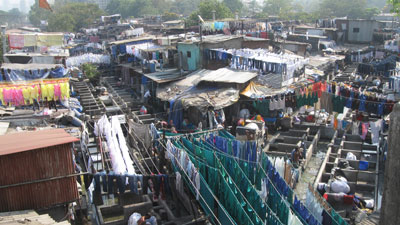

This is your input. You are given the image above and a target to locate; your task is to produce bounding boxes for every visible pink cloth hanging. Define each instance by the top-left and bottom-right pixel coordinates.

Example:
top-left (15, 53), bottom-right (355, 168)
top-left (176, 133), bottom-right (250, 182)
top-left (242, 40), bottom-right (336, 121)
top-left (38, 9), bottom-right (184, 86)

top-left (3, 89), bottom-right (9, 105)
top-left (361, 122), bottom-right (369, 140)
top-left (54, 84), bottom-right (61, 101)
top-left (17, 89), bottom-right (24, 105)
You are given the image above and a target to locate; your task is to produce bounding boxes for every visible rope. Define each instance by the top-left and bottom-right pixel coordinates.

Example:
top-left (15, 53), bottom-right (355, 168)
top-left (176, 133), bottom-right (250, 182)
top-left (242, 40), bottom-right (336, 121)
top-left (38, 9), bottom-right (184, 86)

top-left (158, 140), bottom-right (238, 225)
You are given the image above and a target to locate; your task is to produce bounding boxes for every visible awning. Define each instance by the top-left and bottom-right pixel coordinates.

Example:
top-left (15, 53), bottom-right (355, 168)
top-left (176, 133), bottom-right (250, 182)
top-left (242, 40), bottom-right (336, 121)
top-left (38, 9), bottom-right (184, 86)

top-left (176, 86), bottom-right (239, 112)
top-left (142, 69), bottom-right (189, 84)
top-left (156, 69), bottom-right (209, 101)
top-left (157, 69), bottom-right (241, 111)
top-left (241, 81), bottom-right (287, 98)
top-left (199, 68), bottom-right (257, 84)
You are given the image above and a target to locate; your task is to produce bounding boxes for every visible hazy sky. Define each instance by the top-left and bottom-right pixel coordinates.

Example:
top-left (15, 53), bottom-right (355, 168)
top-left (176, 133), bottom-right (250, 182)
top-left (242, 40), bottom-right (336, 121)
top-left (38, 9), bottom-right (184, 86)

top-left (0, 0), bottom-right (35, 13)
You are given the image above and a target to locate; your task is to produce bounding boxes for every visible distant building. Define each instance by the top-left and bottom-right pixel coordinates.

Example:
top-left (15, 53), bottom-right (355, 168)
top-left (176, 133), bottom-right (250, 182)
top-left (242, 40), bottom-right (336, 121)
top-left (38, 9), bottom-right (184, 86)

top-left (373, 13), bottom-right (399, 22)
top-left (336, 19), bottom-right (384, 44)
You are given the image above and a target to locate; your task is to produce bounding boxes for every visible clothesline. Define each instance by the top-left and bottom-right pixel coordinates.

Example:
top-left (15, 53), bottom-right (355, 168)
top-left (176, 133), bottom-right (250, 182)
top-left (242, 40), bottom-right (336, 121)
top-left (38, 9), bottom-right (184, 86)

top-left (189, 134), bottom-right (315, 224)
top-left (159, 139), bottom-right (236, 225)
top-left (181, 132), bottom-right (346, 225)
top-left (167, 137), bottom-right (276, 224)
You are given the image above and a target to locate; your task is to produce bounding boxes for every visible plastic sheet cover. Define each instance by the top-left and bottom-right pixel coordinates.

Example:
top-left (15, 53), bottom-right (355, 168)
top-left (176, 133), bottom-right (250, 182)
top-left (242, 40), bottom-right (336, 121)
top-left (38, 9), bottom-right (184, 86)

top-left (2, 67), bottom-right (68, 82)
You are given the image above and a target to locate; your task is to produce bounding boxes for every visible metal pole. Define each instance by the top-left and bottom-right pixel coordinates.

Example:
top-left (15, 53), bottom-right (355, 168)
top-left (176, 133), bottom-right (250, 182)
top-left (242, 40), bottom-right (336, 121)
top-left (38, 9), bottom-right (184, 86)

top-left (1, 25), bottom-right (7, 61)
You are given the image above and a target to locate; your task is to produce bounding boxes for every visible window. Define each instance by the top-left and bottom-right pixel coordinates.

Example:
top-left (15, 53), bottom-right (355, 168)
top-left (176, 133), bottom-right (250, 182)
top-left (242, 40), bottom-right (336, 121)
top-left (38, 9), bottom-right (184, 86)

top-left (353, 28), bottom-right (360, 33)
top-left (187, 51), bottom-right (191, 58)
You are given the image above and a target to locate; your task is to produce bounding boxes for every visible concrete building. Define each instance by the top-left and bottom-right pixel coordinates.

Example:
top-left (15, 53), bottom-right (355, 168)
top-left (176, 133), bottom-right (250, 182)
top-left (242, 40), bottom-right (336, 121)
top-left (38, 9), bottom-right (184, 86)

top-left (336, 19), bottom-right (383, 44)
top-left (177, 42), bottom-right (201, 71)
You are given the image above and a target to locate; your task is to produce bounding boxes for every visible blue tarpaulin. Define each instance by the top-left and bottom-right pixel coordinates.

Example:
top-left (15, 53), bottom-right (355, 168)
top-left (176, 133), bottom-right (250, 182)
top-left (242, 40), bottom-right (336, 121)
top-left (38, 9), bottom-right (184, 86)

top-left (1, 63), bottom-right (69, 82)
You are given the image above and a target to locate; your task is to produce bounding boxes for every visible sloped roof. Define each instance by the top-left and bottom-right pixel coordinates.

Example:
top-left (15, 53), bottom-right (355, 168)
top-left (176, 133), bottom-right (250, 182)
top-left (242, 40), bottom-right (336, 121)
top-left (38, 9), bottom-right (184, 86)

top-left (199, 68), bottom-right (257, 84)
top-left (0, 129), bottom-right (78, 156)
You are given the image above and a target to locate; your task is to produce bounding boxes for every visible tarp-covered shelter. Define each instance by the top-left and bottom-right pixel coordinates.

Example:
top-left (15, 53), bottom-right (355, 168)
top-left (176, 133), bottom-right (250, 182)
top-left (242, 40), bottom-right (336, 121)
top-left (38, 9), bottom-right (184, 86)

top-left (159, 68), bottom-right (257, 129)
top-left (0, 63), bottom-right (68, 82)
top-left (157, 68), bottom-right (257, 104)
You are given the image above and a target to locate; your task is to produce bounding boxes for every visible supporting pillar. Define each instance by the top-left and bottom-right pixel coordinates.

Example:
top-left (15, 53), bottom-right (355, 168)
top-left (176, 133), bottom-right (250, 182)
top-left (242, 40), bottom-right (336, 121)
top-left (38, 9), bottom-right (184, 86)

top-left (380, 103), bottom-right (400, 225)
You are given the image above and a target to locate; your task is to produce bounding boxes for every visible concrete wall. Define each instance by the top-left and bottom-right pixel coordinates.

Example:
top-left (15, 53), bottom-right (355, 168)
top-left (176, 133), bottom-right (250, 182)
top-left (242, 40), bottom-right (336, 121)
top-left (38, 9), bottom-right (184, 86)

top-left (177, 43), bottom-right (200, 71)
top-left (348, 20), bottom-right (378, 43)
top-left (381, 103), bottom-right (400, 225)
top-left (242, 40), bottom-right (269, 49)
top-left (201, 38), bottom-right (243, 50)
top-left (286, 35), bottom-right (322, 51)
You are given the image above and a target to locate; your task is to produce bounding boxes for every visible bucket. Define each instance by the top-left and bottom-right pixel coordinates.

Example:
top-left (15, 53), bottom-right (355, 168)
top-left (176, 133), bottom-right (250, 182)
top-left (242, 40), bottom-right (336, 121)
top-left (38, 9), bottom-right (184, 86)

top-left (359, 161), bottom-right (369, 170)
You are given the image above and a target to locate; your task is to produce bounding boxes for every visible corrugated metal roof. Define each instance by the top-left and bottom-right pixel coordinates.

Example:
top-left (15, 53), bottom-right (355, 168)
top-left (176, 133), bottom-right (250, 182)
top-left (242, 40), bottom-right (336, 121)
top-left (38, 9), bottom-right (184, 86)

top-left (143, 69), bottom-right (190, 83)
top-left (1, 63), bottom-right (64, 70)
top-left (109, 36), bottom-right (155, 45)
top-left (200, 68), bottom-right (257, 84)
top-left (156, 69), bottom-right (210, 101)
top-left (0, 129), bottom-right (78, 156)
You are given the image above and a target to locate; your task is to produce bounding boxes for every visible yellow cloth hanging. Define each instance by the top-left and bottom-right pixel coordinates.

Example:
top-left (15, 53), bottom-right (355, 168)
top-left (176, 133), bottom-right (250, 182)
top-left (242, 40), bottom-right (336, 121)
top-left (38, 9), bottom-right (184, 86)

top-left (0, 88), bottom-right (3, 105)
top-left (47, 84), bottom-right (54, 101)
top-left (31, 85), bottom-right (39, 102)
top-left (41, 84), bottom-right (48, 100)
top-left (60, 82), bottom-right (70, 100)
top-left (22, 88), bottom-right (30, 105)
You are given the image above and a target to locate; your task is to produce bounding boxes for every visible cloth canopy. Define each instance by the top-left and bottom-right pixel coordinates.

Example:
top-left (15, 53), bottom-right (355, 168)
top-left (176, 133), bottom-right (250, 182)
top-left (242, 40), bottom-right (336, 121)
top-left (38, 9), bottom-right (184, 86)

top-left (199, 68), bottom-right (257, 84)
top-left (241, 81), bottom-right (287, 98)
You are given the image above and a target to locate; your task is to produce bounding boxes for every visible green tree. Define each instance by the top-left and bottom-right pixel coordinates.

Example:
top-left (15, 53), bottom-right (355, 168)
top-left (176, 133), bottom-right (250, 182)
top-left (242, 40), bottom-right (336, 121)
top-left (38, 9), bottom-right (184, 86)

top-left (223, 0), bottom-right (243, 14)
top-left (242, 0), bottom-right (262, 17)
top-left (8, 8), bottom-right (23, 16)
top-left (170, 0), bottom-right (201, 15)
top-left (82, 63), bottom-right (100, 82)
top-left (319, 0), bottom-right (367, 18)
top-left (29, 2), bottom-right (104, 32)
top-left (163, 12), bottom-right (180, 21)
top-left (105, 0), bottom-right (135, 18)
top-left (48, 13), bottom-right (75, 32)
top-left (186, 0), bottom-right (233, 26)
top-left (263, 0), bottom-right (294, 18)
top-left (362, 7), bottom-right (380, 19)
top-left (388, 0), bottom-right (400, 14)
top-left (28, 0), bottom-right (52, 26)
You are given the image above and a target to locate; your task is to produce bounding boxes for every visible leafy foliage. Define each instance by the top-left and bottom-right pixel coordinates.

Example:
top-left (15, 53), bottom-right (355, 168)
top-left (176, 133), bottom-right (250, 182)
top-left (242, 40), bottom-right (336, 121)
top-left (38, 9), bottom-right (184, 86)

top-left (170, 0), bottom-right (201, 15)
top-left (186, 0), bottom-right (233, 26)
top-left (223, 0), bottom-right (243, 14)
top-left (29, 1), bottom-right (104, 32)
top-left (319, 0), bottom-right (368, 19)
top-left (263, 0), bottom-right (294, 17)
top-left (28, 0), bottom-right (54, 27)
top-left (163, 12), bottom-right (181, 21)
top-left (389, 0), bottom-right (400, 14)
top-left (82, 63), bottom-right (100, 81)
top-left (105, 0), bottom-right (172, 18)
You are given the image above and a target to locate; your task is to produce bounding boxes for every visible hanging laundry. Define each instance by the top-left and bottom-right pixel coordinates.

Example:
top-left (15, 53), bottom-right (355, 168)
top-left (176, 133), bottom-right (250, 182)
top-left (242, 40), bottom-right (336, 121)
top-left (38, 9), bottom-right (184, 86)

top-left (361, 122), bottom-right (369, 140)
top-left (369, 119), bottom-right (382, 144)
